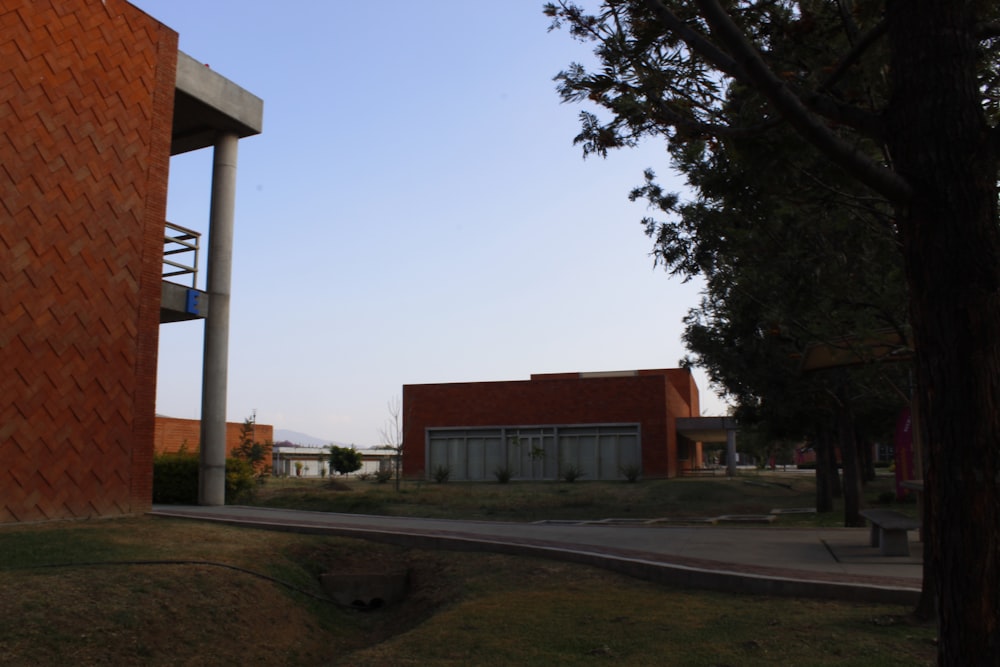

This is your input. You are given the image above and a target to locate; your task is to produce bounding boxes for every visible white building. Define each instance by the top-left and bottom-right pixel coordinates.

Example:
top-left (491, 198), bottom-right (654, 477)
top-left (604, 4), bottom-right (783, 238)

top-left (272, 445), bottom-right (395, 478)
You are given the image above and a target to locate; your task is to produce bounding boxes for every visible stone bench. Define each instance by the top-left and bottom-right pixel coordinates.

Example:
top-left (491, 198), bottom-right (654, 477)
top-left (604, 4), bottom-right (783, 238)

top-left (859, 509), bottom-right (921, 556)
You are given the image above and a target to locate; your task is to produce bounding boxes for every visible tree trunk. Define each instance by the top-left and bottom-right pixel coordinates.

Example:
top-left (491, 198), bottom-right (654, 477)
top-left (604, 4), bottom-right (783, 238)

top-left (887, 1), bottom-right (1000, 661)
top-left (836, 385), bottom-right (865, 527)
top-left (814, 432), bottom-right (834, 513)
top-left (823, 428), bottom-right (843, 499)
top-left (859, 435), bottom-right (875, 484)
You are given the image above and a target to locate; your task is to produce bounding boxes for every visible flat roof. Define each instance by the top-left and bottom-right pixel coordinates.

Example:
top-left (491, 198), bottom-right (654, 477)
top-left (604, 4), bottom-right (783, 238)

top-left (171, 51), bottom-right (263, 155)
top-left (676, 416), bottom-right (738, 443)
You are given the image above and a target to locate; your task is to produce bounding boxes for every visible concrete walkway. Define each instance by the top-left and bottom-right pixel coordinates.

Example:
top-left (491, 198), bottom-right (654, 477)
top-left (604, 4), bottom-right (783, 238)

top-left (149, 505), bottom-right (923, 605)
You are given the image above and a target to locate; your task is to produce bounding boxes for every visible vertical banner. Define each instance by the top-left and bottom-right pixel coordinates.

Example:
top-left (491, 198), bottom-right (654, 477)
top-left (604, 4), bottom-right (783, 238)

top-left (894, 407), bottom-right (914, 499)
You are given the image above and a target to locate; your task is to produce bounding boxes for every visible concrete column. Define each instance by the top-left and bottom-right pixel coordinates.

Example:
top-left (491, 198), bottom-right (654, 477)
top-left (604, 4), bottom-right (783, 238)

top-left (726, 428), bottom-right (737, 477)
top-left (199, 131), bottom-right (239, 506)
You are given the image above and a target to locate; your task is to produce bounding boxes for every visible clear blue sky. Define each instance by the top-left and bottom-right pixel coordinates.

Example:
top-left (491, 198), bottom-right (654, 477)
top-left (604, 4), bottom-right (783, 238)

top-left (134, 0), bottom-right (729, 446)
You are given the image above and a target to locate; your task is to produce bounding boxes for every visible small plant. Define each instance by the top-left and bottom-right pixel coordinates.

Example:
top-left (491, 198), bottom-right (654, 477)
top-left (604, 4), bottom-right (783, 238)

top-left (877, 490), bottom-right (896, 504)
top-left (560, 464), bottom-right (585, 483)
top-left (433, 464), bottom-right (451, 483)
top-left (375, 469), bottom-right (393, 484)
top-left (619, 464), bottom-right (641, 483)
top-left (226, 457), bottom-right (257, 502)
top-left (493, 466), bottom-right (513, 484)
top-left (357, 472), bottom-right (372, 481)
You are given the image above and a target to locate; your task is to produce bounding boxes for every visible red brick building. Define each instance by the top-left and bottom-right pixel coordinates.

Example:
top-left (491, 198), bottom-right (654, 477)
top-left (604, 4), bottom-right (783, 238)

top-left (1, 1), bottom-right (261, 522)
top-left (402, 369), bottom-right (707, 481)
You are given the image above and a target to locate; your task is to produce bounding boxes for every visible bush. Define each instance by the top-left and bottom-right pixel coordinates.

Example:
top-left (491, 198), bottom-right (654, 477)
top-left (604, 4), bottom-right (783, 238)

top-left (432, 465), bottom-right (451, 483)
top-left (153, 451), bottom-right (199, 504)
top-left (152, 450), bottom-right (258, 504)
top-left (876, 490), bottom-right (896, 504)
top-left (226, 457), bottom-right (256, 503)
top-left (619, 464), bottom-right (641, 483)
top-left (560, 465), bottom-right (585, 483)
top-left (493, 466), bottom-right (513, 484)
top-left (375, 469), bottom-right (393, 484)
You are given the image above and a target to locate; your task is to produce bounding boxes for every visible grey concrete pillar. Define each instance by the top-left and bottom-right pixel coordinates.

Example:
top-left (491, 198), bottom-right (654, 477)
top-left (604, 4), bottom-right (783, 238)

top-left (726, 428), bottom-right (737, 477)
top-left (199, 131), bottom-right (239, 506)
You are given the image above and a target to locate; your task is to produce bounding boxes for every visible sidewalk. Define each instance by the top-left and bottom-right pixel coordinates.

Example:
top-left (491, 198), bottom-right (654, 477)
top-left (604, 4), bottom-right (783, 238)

top-left (149, 505), bottom-right (923, 605)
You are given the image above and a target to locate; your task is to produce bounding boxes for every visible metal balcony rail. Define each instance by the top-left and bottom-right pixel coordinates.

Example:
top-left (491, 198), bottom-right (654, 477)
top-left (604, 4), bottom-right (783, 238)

top-left (163, 221), bottom-right (200, 287)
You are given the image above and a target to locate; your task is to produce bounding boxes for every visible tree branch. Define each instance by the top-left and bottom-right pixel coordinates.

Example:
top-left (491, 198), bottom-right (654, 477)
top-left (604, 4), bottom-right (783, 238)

top-left (639, 0), bottom-right (749, 82)
top-left (687, 0), bottom-right (913, 205)
top-left (799, 91), bottom-right (884, 139)
top-left (818, 19), bottom-right (887, 93)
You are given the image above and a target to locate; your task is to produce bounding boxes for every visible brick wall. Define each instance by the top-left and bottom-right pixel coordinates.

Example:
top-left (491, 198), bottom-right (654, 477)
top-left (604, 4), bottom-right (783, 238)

top-left (0, 0), bottom-right (177, 522)
top-left (154, 416), bottom-right (274, 467)
top-left (402, 369), bottom-right (699, 479)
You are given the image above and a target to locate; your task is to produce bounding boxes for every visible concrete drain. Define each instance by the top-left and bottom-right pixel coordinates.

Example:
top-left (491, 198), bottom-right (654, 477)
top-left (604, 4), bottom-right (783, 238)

top-left (319, 570), bottom-right (410, 611)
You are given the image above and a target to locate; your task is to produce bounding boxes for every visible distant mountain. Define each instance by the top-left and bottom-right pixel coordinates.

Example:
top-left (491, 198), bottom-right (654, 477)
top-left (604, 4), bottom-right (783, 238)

top-left (273, 429), bottom-right (342, 447)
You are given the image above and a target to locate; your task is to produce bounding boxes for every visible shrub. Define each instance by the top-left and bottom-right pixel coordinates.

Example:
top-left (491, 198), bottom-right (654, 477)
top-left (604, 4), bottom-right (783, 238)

top-left (560, 465), bottom-right (585, 483)
top-left (432, 465), bottom-right (451, 484)
top-left (876, 490), bottom-right (896, 505)
top-left (619, 464), bottom-right (641, 483)
top-left (375, 469), bottom-right (393, 484)
top-left (153, 450), bottom-right (199, 504)
top-left (357, 472), bottom-right (372, 481)
top-left (493, 466), bottom-right (513, 484)
top-left (226, 457), bottom-right (257, 503)
top-left (152, 450), bottom-right (256, 504)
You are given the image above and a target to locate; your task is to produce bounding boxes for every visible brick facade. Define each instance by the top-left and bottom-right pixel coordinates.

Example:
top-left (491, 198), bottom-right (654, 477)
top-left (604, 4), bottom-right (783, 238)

top-left (0, 1), bottom-right (177, 522)
top-left (402, 369), bottom-right (701, 479)
top-left (154, 416), bottom-right (274, 466)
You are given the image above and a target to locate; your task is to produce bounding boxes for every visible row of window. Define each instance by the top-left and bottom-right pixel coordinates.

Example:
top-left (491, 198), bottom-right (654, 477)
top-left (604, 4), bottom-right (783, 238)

top-left (426, 424), bottom-right (641, 481)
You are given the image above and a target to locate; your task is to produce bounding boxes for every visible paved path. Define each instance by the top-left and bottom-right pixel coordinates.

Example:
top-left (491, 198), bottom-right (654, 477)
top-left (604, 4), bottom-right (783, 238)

top-left (150, 505), bottom-right (923, 605)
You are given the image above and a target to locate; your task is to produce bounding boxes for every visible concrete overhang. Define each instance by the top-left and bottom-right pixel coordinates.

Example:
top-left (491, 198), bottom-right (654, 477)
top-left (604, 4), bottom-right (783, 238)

top-left (171, 51), bottom-right (264, 155)
top-left (799, 328), bottom-right (912, 372)
top-left (160, 281), bottom-right (209, 323)
top-left (676, 416), bottom-right (738, 443)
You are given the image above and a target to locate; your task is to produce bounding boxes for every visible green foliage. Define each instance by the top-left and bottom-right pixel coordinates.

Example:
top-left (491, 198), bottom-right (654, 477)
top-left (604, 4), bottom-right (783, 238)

top-left (547, 1), bottom-right (910, 452)
top-left (329, 446), bottom-right (363, 477)
top-left (153, 450), bottom-right (199, 504)
top-left (374, 469), bottom-right (393, 484)
top-left (233, 417), bottom-right (273, 478)
top-left (432, 465), bottom-right (451, 484)
top-left (560, 465), bottom-right (584, 483)
top-left (225, 457), bottom-right (256, 503)
top-left (494, 466), bottom-right (513, 484)
top-left (619, 464), bottom-right (640, 483)
top-left (877, 491), bottom-right (896, 505)
top-left (153, 449), bottom-right (257, 504)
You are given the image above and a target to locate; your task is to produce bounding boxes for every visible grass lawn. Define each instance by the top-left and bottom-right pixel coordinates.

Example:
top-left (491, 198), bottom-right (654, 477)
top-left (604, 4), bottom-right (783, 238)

top-left (249, 469), bottom-right (919, 527)
top-left (0, 473), bottom-right (932, 665)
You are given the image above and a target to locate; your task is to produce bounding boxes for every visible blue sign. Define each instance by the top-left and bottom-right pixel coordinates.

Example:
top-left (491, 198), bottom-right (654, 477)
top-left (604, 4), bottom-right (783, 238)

top-left (185, 289), bottom-right (201, 315)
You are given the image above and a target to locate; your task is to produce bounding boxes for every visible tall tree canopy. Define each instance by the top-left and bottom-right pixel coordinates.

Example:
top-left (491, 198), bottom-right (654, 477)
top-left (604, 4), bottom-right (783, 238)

top-left (547, 1), bottom-right (1000, 663)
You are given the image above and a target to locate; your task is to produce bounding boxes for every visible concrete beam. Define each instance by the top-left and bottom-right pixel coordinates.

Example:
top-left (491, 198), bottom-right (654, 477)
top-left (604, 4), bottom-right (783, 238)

top-left (160, 281), bottom-right (209, 323)
top-left (172, 52), bottom-right (263, 155)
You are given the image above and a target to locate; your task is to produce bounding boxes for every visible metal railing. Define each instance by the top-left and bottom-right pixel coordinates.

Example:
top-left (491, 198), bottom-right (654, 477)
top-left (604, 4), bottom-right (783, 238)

top-left (163, 221), bottom-right (200, 287)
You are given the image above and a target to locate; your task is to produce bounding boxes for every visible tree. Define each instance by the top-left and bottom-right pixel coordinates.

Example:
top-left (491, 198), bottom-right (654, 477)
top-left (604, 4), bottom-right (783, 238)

top-left (638, 62), bottom-right (908, 523)
top-left (328, 445), bottom-right (362, 477)
top-left (547, 1), bottom-right (1000, 662)
top-left (377, 396), bottom-right (404, 491)
top-left (233, 416), bottom-right (273, 478)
